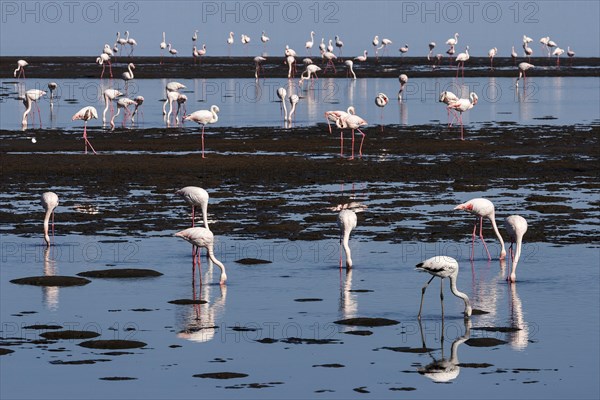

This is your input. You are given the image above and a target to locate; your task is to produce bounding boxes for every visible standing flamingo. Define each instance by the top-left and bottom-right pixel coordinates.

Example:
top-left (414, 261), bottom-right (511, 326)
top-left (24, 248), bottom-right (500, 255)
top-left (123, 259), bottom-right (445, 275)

top-left (183, 106), bottom-right (220, 158)
top-left (335, 35), bottom-right (344, 58)
top-left (167, 43), bottom-right (178, 57)
top-left (446, 33), bottom-right (459, 48)
top-left (454, 198), bottom-right (506, 261)
top-left (372, 35), bottom-right (380, 60)
top-left (455, 46), bottom-right (470, 78)
top-left (488, 47), bottom-right (497, 70)
top-left (116, 31), bottom-right (127, 55)
top-left (345, 60), bottom-right (356, 79)
top-left (102, 89), bottom-right (123, 124)
top-left (14, 59), bottom-right (28, 78)
top-left (227, 31), bottom-right (234, 56)
top-left (522, 42), bottom-right (533, 62)
top-left (399, 43), bottom-right (409, 57)
top-left (121, 63), bottom-right (135, 94)
top-left (47, 82), bottom-right (58, 105)
top-left (305, 31), bottom-right (315, 55)
top-left (375, 92), bottom-right (388, 129)
top-left (110, 97), bottom-right (136, 129)
top-left (427, 42), bottom-right (436, 61)
top-left (567, 46), bottom-right (575, 64)
top-left (192, 30), bottom-right (198, 43)
top-left (164, 90), bottom-right (181, 124)
top-left (325, 106), bottom-right (355, 134)
top-left (439, 90), bottom-right (460, 126)
top-left (398, 74), bottom-right (408, 101)
top-left (511, 46), bottom-right (518, 65)
top-left (515, 62), bottom-right (534, 87)
top-left (337, 209), bottom-right (357, 269)
top-left (337, 113), bottom-right (368, 159)
top-left (318, 37), bottom-right (326, 54)
top-left (127, 33), bottom-right (137, 56)
top-left (286, 93), bottom-right (299, 123)
top-left (261, 31), bottom-right (270, 49)
top-left (354, 50), bottom-right (368, 62)
top-left (254, 56), bottom-right (266, 79)
top-left (446, 45), bottom-right (456, 61)
top-left (504, 215), bottom-right (528, 282)
top-left (546, 39), bottom-right (557, 56)
top-left (41, 192), bottom-right (59, 246)
top-left (21, 89), bottom-right (46, 128)
top-left (131, 96), bottom-right (144, 123)
top-left (322, 52), bottom-right (337, 74)
top-left (176, 186), bottom-right (209, 228)
top-left (417, 256), bottom-right (472, 319)
top-left (277, 87), bottom-right (287, 119)
top-left (446, 92), bottom-right (478, 140)
top-left (160, 32), bottom-right (167, 64)
top-left (72, 106), bottom-right (98, 154)
top-left (96, 53), bottom-right (112, 79)
top-left (553, 47), bottom-right (565, 67)
top-left (175, 227), bottom-right (227, 285)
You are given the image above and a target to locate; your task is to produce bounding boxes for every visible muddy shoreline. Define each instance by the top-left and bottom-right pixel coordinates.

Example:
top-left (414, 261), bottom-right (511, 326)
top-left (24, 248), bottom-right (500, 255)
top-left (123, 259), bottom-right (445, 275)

top-left (1, 122), bottom-right (598, 245)
top-left (1, 56), bottom-right (599, 79)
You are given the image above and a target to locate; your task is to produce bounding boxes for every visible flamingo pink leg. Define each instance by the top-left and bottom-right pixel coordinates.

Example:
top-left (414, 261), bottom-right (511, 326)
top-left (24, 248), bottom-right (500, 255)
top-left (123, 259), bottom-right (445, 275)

top-left (471, 221), bottom-right (477, 260)
top-left (357, 128), bottom-right (366, 157)
top-left (479, 216), bottom-right (492, 260)
top-left (191, 205), bottom-right (195, 227)
top-left (108, 61), bottom-right (113, 78)
top-left (101, 64), bottom-right (105, 79)
top-left (83, 122), bottom-right (97, 155)
top-left (349, 129), bottom-right (355, 160)
top-left (201, 125), bottom-right (206, 158)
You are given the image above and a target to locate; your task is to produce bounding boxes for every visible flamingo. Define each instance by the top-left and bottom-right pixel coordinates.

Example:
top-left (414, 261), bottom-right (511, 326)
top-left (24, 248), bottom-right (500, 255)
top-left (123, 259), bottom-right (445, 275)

top-left (47, 82), bottom-right (58, 105)
top-left (192, 30), bottom-right (198, 43)
top-left (305, 31), bottom-right (315, 55)
top-left (261, 31), bottom-right (270, 48)
top-left (553, 47), bottom-right (565, 67)
top-left (103, 43), bottom-right (114, 57)
top-left (116, 31), bottom-right (127, 55)
top-left (277, 87), bottom-right (287, 118)
top-left (183, 106), bottom-right (220, 158)
top-left (539, 36), bottom-right (550, 54)
top-left (96, 53), bottom-right (112, 79)
top-left (377, 38), bottom-right (393, 57)
top-left (337, 209), bottom-right (357, 269)
top-left (298, 64), bottom-right (321, 87)
top-left (21, 89), bottom-right (45, 128)
top-left (455, 46), bottom-right (470, 78)
top-left (160, 32), bottom-right (167, 63)
top-left (446, 45), bottom-right (455, 61)
top-left (454, 198), bottom-right (506, 261)
top-left (324, 105), bottom-right (355, 135)
top-left (227, 31), bottom-right (234, 56)
top-left (399, 43), bottom-right (409, 57)
top-left (192, 46), bottom-right (199, 64)
top-left (121, 63), bottom-right (135, 93)
top-left (345, 60), bottom-right (356, 79)
top-left (515, 62), bottom-right (534, 87)
top-left (285, 44), bottom-right (297, 57)
top-left (241, 34), bottom-right (251, 54)
top-left (286, 55), bottom-right (296, 78)
top-left (127, 33), bottom-right (137, 56)
top-left (488, 47), bottom-right (497, 70)
top-left (446, 92), bottom-right (478, 140)
top-left (416, 256), bottom-right (472, 319)
top-left (318, 38), bottom-right (326, 53)
top-left (546, 39), bottom-right (557, 56)
top-left (287, 94), bottom-right (299, 123)
top-left (14, 59), bottom-right (28, 78)
top-left (335, 35), bottom-right (344, 58)
top-left (326, 39), bottom-right (334, 53)
top-left (323, 51), bottom-right (337, 74)
top-left (176, 94), bottom-right (188, 122)
top-left (398, 74), bottom-right (408, 101)
top-left (375, 92), bottom-right (388, 128)
top-left (372, 35), bottom-right (380, 60)
top-left (337, 113), bottom-right (368, 159)
top-left (174, 227), bottom-right (227, 285)
top-left (303, 58), bottom-right (313, 65)
top-left (41, 192), bottom-right (59, 246)
top-left (504, 215), bottom-right (528, 282)
top-left (197, 44), bottom-right (207, 61)
top-left (176, 186), bottom-right (209, 229)
top-left (522, 35), bottom-right (533, 44)
top-left (439, 90), bottom-right (460, 126)
top-left (354, 50), bottom-right (368, 62)
top-left (523, 42), bottom-right (533, 62)
top-left (102, 89), bottom-right (123, 124)
top-left (511, 46), bottom-right (518, 65)
top-left (165, 81), bottom-right (186, 99)
top-left (427, 42), bottom-right (436, 61)
top-left (110, 97), bottom-right (136, 129)
top-left (132, 96), bottom-right (144, 123)
top-left (567, 46), bottom-right (575, 65)
top-left (254, 56), bottom-right (266, 79)
top-left (167, 43), bottom-right (178, 57)
top-left (446, 33), bottom-right (459, 48)
top-left (164, 90), bottom-right (181, 124)
top-left (72, 106), bottom-right (98, 154)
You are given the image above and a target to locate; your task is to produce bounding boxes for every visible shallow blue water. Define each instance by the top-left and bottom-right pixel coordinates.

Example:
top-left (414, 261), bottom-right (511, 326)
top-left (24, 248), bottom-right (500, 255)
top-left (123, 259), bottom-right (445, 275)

top-left (1, 76), bottom-right (598, 132)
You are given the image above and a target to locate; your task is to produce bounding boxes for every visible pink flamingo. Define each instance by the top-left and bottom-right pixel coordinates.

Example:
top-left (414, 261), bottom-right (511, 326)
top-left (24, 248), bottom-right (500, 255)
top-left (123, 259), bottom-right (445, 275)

top-left (455, 46), bottom-right (469, 79)
top-left (183, 106), bottom-right (220, 158)
top-left (96, 53), bottom-right (112, 79)
top-left (446, 92), bottom-right (478, 140)
top-left (72, 106), bottom-right (98, 154)
top-left (439, 90), bottom-right (460, 126)
top-left (176, 186), bottom-right (209, 228)
top-left (325, 106), bottom-right (356, 156)
top-left (488, 47), bottom-right (497, 70)
top-left (323, 51), bottom-right (337, 74)
top-left (41, 192), bottom-right (59, 246)
top-left (504, 215), bottom-right (528, 282)
top-left (102, 89), bottom-right (123, 125)
top-left (454, 198), bottom-right (506, 261)
top-left (175, 227), bottom-right (227, 285)
top-left (337, 113), bottom-right (368, 160)
top-left (14, 60), bottom-right (28, 78)
top-left (21, 89), bottom-right (45, 128)
top-left (515, 62), bottom-right (534, 87)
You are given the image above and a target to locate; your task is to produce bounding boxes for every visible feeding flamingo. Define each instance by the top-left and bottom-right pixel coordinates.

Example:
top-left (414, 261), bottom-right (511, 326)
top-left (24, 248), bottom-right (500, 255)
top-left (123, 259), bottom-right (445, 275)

top-left (254, 56), bottom-right (266, 79)
top-left (398, 74), bottom-right (408, 101)
top-left (183, 106), bottom-right (220, 158)
top-left (504, 215), bottom-right (528, 282)
top-left (298, 64), bottom-right (321, 87)
top-left (416, 256), bottom-right (472, 319)
top-left (21, 89), bottom-right (45, 128)
top-left (102, 88), bottom-right (123, 124)
top-left (47, 82), bottom-right (58, 105)
top-left (131, 96), bottom-right (144, 123)
top-left (176, 186), bottom-right (209, 229)
top-left (72, 106), bottom-right (98, 154)
top-left (337, 113), bottom-right (368, 159)
top-left (515, 62), bottom-right (534, 87)
top-left (446, 92), bottom-right (478, 140)
top-left (14, 59), bottom-right (28, 78)
top-left (439, 90), bottom-right (460, 126)
top-left (336, 204), bottom-right (367, 269)
top-left (110, 97), bottom-right (136, 129)
top-left (277, 87), bottom-right (287, 119)
top-left (345, 60), bottom-right (356, 79)
top-left (175, 227), bottom-right (227, 285)
top-left (41, 192), bottom-right (59, 246)
top-left (454, 198), bottom-right (506, 261)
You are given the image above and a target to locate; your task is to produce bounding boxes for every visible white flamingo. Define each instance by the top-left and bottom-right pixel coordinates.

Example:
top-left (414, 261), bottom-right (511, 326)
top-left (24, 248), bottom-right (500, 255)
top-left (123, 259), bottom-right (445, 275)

top-left (72, 106), bottom-right (98, 154)
top-left (41, 192), bottom-right (59, 246)
top-left (183, 106), bottom-right (220, 158)
top-left (454, 198), bottom-right (506, 261)
top-left (504, 215), bottom-right (528, 282)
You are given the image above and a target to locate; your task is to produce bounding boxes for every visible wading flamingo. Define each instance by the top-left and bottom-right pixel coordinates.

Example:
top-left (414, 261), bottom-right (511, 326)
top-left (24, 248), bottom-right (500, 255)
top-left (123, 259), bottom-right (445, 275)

top-left (21, 89), bottom-right (45, 128)
top-left (515, 62), bottom-right (534, 87)
top-left (446, 92), bottom-right (478, 140)
top-left (14, 59), bottom-right (28, 78)
top-left (454, 198), bottom-right (506, 261)
top-left (183, 106), bottom-right (220, 158)
top-left (176, 186), bottom-right (209, 229)
top-left (504, 215), bottom-right (528, 282)
top-left (72, 106), bottom-right (98, 154)
top-left (41, 192), bottom-right (59, 246)
top-left (337, 113), bottom-right (368, 159)
top-left (175, 227), bottom-right (227, 285)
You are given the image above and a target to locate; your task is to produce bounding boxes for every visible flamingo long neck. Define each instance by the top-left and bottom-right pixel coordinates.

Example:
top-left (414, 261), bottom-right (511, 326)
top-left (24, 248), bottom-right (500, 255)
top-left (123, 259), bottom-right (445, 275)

top-left (489, 212), bottom-right (506, 258)
top-left (449, 276), bottom-right (471, 316)
top-left (22, 97), bottom-right (32, 124)
top-left (43, 209), bottom-right (52, 245)
top-left (207, 246), bottom-right (227, 284)
top-left (342, 228), bottom-right (353, 268)
top-left (210, 108), bottom-right (219, 123)
top-left (511, 236), bottom-right (523, 280)
top-left (201, 202), bottom-right (209, 230)
top-left (112, 106), bottom-right (121, 124)
top-left (103, 95), bottom-right (111, 122)
top-left (281, 98), bottom-right (288, 118)
top-left (289, 102), bottom-right (296, 120)
top-left (127, 65), bottom-right (134, 79)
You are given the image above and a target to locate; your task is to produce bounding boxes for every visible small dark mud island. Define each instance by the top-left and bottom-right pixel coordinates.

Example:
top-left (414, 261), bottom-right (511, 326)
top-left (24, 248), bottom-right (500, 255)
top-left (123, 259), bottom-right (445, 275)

top-left (1, 56), bottom-right (599, 79)
top-left (1, 122), bottom-right (599, 245)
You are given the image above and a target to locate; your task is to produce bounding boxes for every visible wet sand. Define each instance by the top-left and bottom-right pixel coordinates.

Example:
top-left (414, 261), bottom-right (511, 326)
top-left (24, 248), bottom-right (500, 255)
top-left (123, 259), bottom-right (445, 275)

top-left (1, 123), bottom-right (598, 245)
top-left (1, 56), bottom-right (599, 79)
